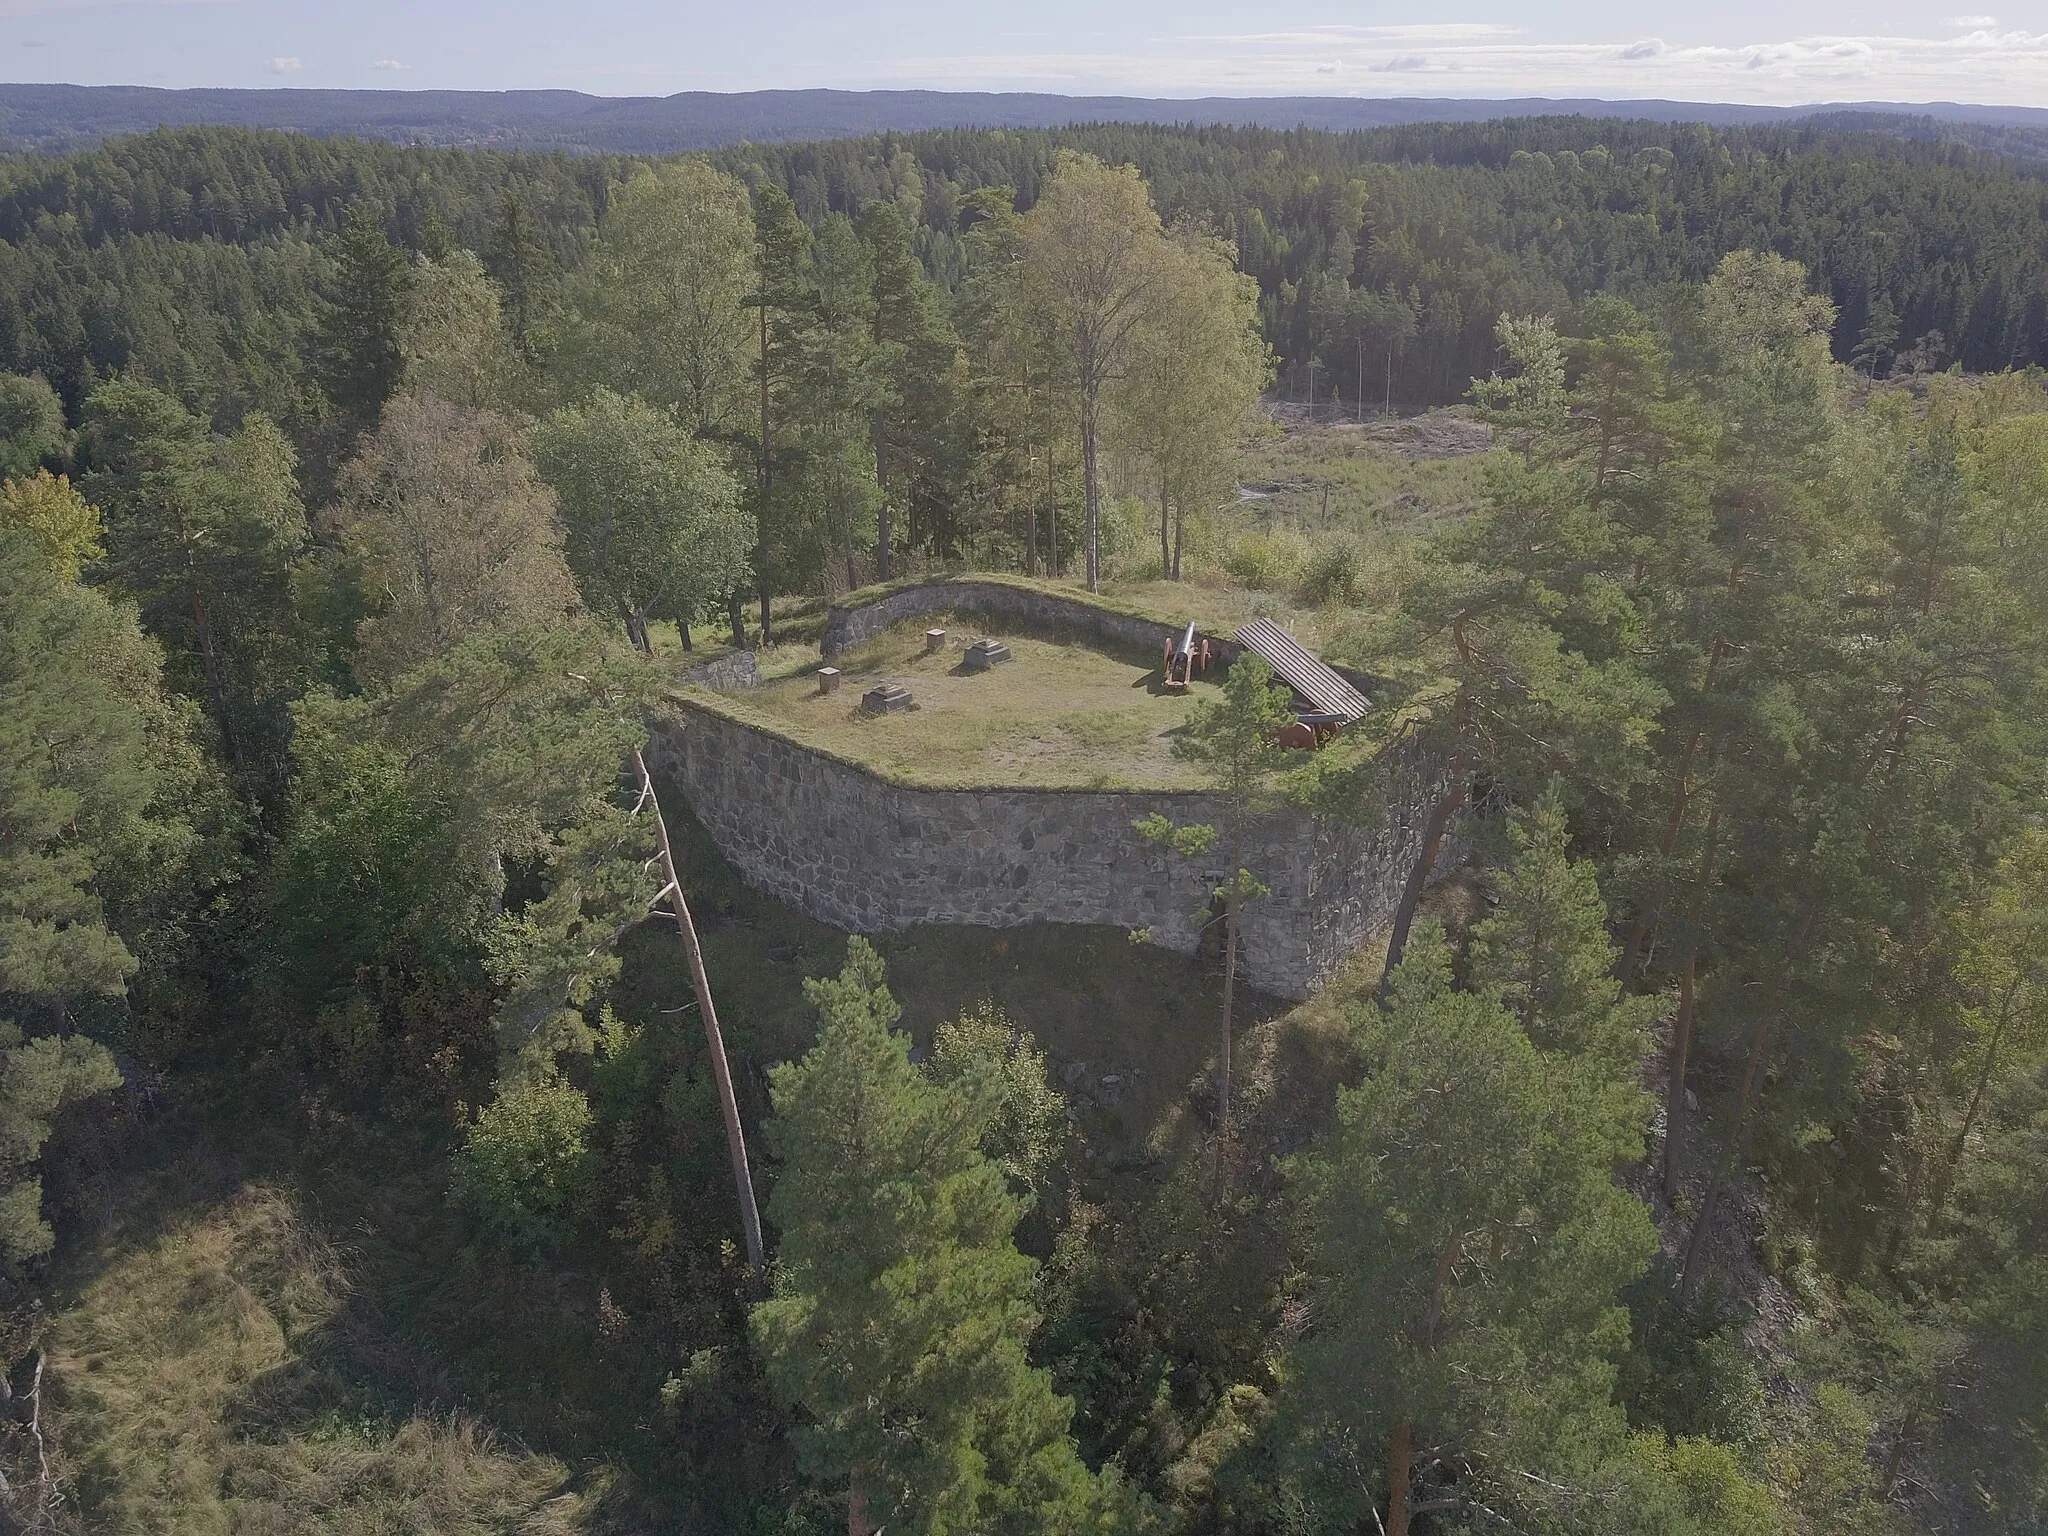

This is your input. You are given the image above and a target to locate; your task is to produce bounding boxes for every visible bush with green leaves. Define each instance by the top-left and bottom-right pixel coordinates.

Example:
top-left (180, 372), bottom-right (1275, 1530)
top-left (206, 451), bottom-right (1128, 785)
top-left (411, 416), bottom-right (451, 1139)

top-left (1297, 537), bottom-right (1371, 607)
top-left (452, 1070), bottom-right (593, 1249)
top-left (926, 1001), bottom-right (1066, 1205)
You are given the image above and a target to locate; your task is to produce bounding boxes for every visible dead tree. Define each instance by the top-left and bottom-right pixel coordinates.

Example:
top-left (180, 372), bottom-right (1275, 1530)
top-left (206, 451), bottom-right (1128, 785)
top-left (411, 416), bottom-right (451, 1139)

top-left (633, 748), bottom-right (766, 1278)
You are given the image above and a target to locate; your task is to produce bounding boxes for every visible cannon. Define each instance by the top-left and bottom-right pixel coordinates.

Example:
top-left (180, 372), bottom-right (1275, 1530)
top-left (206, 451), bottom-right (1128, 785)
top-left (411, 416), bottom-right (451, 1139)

top-left (1161, 622), bottom-right (1211, 692)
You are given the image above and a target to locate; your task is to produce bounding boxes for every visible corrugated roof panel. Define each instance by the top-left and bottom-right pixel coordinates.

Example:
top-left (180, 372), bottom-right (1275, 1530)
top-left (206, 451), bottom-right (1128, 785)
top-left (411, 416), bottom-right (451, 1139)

top-left (1233, 618), bottom-right (1370, 722)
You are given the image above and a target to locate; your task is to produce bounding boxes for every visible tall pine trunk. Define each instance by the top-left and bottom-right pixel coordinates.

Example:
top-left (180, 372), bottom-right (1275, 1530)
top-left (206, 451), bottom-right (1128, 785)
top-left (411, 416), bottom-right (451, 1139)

top-left (636, 750), bottom-right (766, 1277)
top-left (1386, 1419), bottom-right (1413, 1536)
top-left (1680, 910), bottom-right (1814, 1291)
top-left (1216, 849), bottom-right (1239, 1203)
top-left (1663, 944), bottom-right (1698, 1199)
top-left (873, 430), bottom-right (892, 582)
top-left (757, 301), bottom-right (774, 647)
top-left (1662, 806), bottom-right (1718, 1198)
top-left (1380, 754), bottom-right (1466, 993)
top-left (187, 582), bottom-right (240, 771)
top-left (1158, 471), bottom-right (1172, 580)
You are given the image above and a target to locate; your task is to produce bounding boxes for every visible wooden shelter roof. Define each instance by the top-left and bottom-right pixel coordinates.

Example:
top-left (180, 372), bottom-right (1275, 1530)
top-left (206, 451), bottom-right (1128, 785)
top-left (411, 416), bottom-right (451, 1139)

top-left (1232, 618), bottom-right (1370, 722)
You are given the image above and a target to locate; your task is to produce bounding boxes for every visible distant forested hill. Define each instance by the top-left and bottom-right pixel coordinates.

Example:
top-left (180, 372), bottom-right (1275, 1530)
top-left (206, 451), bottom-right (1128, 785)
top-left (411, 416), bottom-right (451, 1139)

top-left (718, 116), bottom-right (2048, 392)
top-left (1, 82), bottom-right (2046, 158)
top-left (0, 117), bottom-right (2043, 428)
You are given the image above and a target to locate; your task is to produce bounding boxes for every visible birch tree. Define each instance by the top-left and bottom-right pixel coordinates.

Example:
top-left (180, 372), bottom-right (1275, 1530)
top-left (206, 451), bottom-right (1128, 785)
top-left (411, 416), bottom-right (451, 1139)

top-left (1017, 152), bottom-right (1167, 592)
top-left (1113, 225), bottom-right (1270, 580)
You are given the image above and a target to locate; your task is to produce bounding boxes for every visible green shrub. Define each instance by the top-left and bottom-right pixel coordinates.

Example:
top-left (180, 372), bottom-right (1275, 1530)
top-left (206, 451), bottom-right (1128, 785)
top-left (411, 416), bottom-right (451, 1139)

top-left (452, 1070), bottom-right (592, 1248)
top-left (1223, 528), bottom-right (1309, 592)
top-left (1297, 537), bottom-right (1370, 607)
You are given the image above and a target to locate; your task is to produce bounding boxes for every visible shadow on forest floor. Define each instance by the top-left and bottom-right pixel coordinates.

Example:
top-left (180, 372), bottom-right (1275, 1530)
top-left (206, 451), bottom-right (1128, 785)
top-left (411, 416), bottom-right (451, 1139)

top-left (27, 787), bottom-right (1454, 1533)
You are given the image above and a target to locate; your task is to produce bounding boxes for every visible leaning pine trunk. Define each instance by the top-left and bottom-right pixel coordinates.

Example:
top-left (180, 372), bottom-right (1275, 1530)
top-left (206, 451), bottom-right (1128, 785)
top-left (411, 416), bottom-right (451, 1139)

top-left (1380, 755), bottom-right (1466, 993)
top-left (1662, 944), bottom-right (1698, 1199)
top-left (636, 750), bottom-right (766, 1278)
top-left (1386, 1419), bottom-right (1413, 1536)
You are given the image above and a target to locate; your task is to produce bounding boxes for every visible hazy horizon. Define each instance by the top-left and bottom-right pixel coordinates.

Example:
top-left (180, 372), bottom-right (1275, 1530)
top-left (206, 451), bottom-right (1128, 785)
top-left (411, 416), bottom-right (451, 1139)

top-left (0, 2), bottom-right (2042, 109)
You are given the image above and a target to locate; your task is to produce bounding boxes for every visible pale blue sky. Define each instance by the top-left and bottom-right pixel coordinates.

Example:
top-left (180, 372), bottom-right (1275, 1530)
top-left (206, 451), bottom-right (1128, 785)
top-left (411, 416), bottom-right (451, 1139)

top-left (2, 0), bottom-right (2043, 106)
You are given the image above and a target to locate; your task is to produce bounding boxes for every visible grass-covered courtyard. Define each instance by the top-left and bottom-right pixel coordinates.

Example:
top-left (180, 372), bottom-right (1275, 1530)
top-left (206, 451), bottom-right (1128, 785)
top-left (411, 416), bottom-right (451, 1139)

top-left (687, 613), bottom-right (1234, 790)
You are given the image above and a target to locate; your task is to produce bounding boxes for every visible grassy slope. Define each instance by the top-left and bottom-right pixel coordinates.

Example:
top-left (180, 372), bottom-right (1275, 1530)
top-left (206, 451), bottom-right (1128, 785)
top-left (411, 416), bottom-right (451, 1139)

top-left (44, 1152), bottom-right (589, 1536)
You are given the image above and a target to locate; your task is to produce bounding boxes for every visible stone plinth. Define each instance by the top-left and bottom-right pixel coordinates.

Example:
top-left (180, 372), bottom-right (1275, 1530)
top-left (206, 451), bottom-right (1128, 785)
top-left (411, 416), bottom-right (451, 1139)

top-left (963, 639), bottom-right (1013, 671)
top-left (862, 683), bottom-right (913, 715)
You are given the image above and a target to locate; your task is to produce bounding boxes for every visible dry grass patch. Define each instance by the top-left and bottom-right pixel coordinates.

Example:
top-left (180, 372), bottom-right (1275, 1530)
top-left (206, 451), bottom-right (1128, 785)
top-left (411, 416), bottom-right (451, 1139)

top-left (44, 1161), bottom-right (588, 1535)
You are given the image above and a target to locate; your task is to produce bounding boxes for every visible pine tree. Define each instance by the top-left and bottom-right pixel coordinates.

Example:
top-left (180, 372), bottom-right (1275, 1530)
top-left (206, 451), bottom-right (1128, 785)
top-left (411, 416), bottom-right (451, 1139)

top-left (485, 190), bottom-right (555, 362)
top-left (80, 379), bottom-right (309, 798)
top-left (752, 939), bottom-right (1134, 1535)
top-left (0, 373), bottom-right (68, 482)
top-left (748, 185), bottom-right (818, 643)
top-left (1136, 653), bottom-right (1294, 1197)
top-left (859, 198), bottom-right (964, 575)
top-left (314, 207), bottom-right (415, 429)
top-left (1287, 923), bottom-right (1658, 1536)
top-left (1469, 788), bottom-right (1657, 1146)
top-left (0, 522), bottom-right (215, 1262)
top-left (1334, 307), bottom-right (1668, 989)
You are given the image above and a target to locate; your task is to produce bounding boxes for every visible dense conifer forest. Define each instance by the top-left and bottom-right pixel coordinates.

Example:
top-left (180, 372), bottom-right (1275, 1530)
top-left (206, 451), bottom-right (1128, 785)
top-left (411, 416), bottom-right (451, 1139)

top-left (2, 115), bottom-right (2046, 1533)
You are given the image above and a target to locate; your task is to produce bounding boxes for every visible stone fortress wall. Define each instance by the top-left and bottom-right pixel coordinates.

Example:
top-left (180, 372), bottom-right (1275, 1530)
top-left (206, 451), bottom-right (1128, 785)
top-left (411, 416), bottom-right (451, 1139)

top-left (650, 699), bottom-right (1464, 1002)
top-left (656, 578), bottom-right (1460, 1000)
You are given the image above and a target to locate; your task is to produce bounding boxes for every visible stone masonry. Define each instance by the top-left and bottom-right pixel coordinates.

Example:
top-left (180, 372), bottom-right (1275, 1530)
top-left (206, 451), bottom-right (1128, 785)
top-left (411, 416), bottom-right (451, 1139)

top-left (649, 698), bottom-right (1465, 1001)
top-left (821, 578), bottom-right (1250, 666)
top-left (818, 577), bottom-right (1386, 699)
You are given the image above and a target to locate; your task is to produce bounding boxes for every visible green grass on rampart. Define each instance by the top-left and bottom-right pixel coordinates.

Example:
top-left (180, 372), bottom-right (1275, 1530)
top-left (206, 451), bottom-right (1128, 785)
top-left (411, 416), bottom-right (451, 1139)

top-left (680, 612), bottom-right (1232, 791)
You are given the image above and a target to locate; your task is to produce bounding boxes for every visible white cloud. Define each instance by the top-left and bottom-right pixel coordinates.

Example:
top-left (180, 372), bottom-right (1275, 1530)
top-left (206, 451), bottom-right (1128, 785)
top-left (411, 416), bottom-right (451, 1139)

top-left (264, 55), bottom-right (299, 74)
top-left (1948, 14), bottom-right (1999, 26)
top-left (371, 57), bottom-right (406, 70)
top-left (880, 22), bottom-right (2048, 106)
